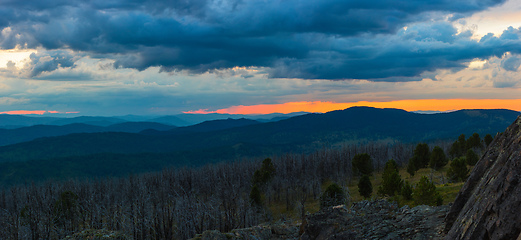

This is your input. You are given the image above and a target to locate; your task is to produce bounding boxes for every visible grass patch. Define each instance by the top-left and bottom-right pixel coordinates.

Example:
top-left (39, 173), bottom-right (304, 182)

top-left (347, 163), bottom-right (472, 206)
top-left (437, 182), bottom-right (465, 205)
top-left (267, 161), bottom-right (471, 222)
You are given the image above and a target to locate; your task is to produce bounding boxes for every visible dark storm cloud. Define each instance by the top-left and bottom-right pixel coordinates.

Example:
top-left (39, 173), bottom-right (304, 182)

top-left (271, 24), bottom-right (521, 80)
top-left (0, 0), bottom-right (516, 80)
top-left (28, 51), bottom-right (77, 77)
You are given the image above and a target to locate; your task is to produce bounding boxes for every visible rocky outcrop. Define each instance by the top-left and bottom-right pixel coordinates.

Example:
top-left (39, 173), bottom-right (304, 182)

top-left (64, 229), bottom-right (130, 239)
top-left (193, 200), bottom-right (449, 240)
top-left (190, 220), bottom-right (301, 240)
top-left (301, 200), bottom-right (448, 240)
top-left (445, 115), bottom-right (521, 239)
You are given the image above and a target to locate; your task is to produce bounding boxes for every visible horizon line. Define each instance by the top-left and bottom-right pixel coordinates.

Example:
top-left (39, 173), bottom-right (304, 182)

top-left (2, 99), bottom-right (521, 117)
top-left (183, 99), bottom-right (521, 115)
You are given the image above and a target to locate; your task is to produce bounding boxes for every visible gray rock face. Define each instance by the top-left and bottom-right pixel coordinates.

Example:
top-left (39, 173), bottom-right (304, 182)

top-left (445, 115), bottom-right (521, 240)
top-left (192, 200), bottom-right (449, 240)
top-left (301, 200), bottom-right (448, 240)
top-left (190, 221), bottom-right (301, 240)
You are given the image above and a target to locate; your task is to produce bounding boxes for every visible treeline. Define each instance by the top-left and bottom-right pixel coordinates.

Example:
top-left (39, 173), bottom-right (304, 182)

top-left (344, 133), bottom-right (491, 208)
top-left (0, 142), bottom-right (416, 239)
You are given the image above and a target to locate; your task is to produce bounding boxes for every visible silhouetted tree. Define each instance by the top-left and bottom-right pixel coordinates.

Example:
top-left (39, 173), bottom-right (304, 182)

top-left (252, 158), bottom-right (276, 186)
top-left (352, 153), bottom-right (373, 176)
top-left (249, 184), bottom-right (262, 207)
top-left (413, 176), bottom-right (443, 206)
top-left (401, 181), bottom-right (413, 200)
top-left (430, 146), bottom-right (448, 170)
top-left (54, 190), bottom-right (80, 237)
top-left (465, 149), bottom-right (479, 166)
top-left (414, 143), bottom-right (431, 168)
top-left (449, 141), bottom-right (461, 158)
top-left (449, 134), bottom-right (466, 158)
top-left (458, 134), bottom-right (466, 151)
top-left (484, 134), bottom-right (494, 147)
top-left (320, 183), bottom-right (345, 209)
top-left (358, 175), bottom-right (373, 199)
top-left (466, 133), bottom-right (482, 150)
top-left (378, 159), bottom-right (403, 196)
top-left (407, 143), bottom-right (431, 175)
top-left (447, 157), bottom-right (469, 182)
top-left (407, 159), bottom-right (417, 176)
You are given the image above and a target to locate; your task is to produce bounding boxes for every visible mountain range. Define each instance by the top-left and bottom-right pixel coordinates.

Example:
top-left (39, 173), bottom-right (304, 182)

top-left (0, 107), bottom-right (518, 186)
top-left (0, 112), bottom-right (307, 128)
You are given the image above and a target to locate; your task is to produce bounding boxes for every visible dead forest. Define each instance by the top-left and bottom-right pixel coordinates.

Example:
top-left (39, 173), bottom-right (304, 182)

top-left (0, 142), bottom-right (427, 239)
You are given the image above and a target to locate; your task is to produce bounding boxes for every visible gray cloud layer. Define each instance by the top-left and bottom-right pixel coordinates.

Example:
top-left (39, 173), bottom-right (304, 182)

top-left (1, 0), bottom-right (518, 80)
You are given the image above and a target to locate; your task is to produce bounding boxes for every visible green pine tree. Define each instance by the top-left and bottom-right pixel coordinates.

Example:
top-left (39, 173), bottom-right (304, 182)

top-left (401, 181), bottom-right (413, 200)
top-left (407, 158), bottom-right (417, 177)
top-left (352, 153), bottom-right (373, 176)
top-left (358, 175), bottom-right (373, 199)
top-left (252, 158), bottom-right (276, 185)
top-left (320, 183), bottom-right (346, 209)
top-left (484, 134), bottom-right (494, 147)
top-left (447, 157), bottom-right (469, 182)
top-left (249, 184), bottom-right (263, 207)
top-left (378, 159), bottom-right (403, 196)
top-left (413, 143), bottom-right (431, 169)
top-left (429, 146), bottom-right (448, 171)
top-left (465, 149), bottom-right (479, 166)
top-left (413, 176), bottom-right (443, 206)
top-left (466, 133), bottom-right (482, 150)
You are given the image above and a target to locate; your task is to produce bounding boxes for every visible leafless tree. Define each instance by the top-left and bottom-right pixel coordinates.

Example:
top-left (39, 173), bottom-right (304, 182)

top-left (0, 141), bottom-right (435, 239)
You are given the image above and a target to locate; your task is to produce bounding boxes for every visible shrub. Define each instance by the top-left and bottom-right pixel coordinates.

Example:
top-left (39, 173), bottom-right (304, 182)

top-left (320, 183), bottom-right (346, 209)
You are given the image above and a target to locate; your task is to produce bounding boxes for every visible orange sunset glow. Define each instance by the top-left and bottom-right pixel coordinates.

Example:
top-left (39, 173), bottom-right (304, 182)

top-left (0, 110), bottom-right (79, 115)
top-left (0, 110), bottom-right (48, 115)
top-left (185, 99), bottom-right (521, 115)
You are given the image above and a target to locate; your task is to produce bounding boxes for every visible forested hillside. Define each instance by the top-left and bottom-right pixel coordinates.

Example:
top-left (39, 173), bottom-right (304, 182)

top-left (0, 107), bottom-right (517, 186)
top-left (0, 143), bottom-right (414, 239)
top-left (0, 107), bottom-right (517, 162)
top-left (0, 122), bottom-right (175, 146)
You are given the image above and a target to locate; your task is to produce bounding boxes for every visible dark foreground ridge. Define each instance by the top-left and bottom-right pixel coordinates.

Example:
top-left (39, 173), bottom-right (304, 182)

top-left (192, 200), bottom-right (449, 240)
top-left (445, 114), bottom-right (521, 239)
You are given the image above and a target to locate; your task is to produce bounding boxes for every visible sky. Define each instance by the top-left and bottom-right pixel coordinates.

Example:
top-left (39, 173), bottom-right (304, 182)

top-left (0, 0), bottom-right (521, 116)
